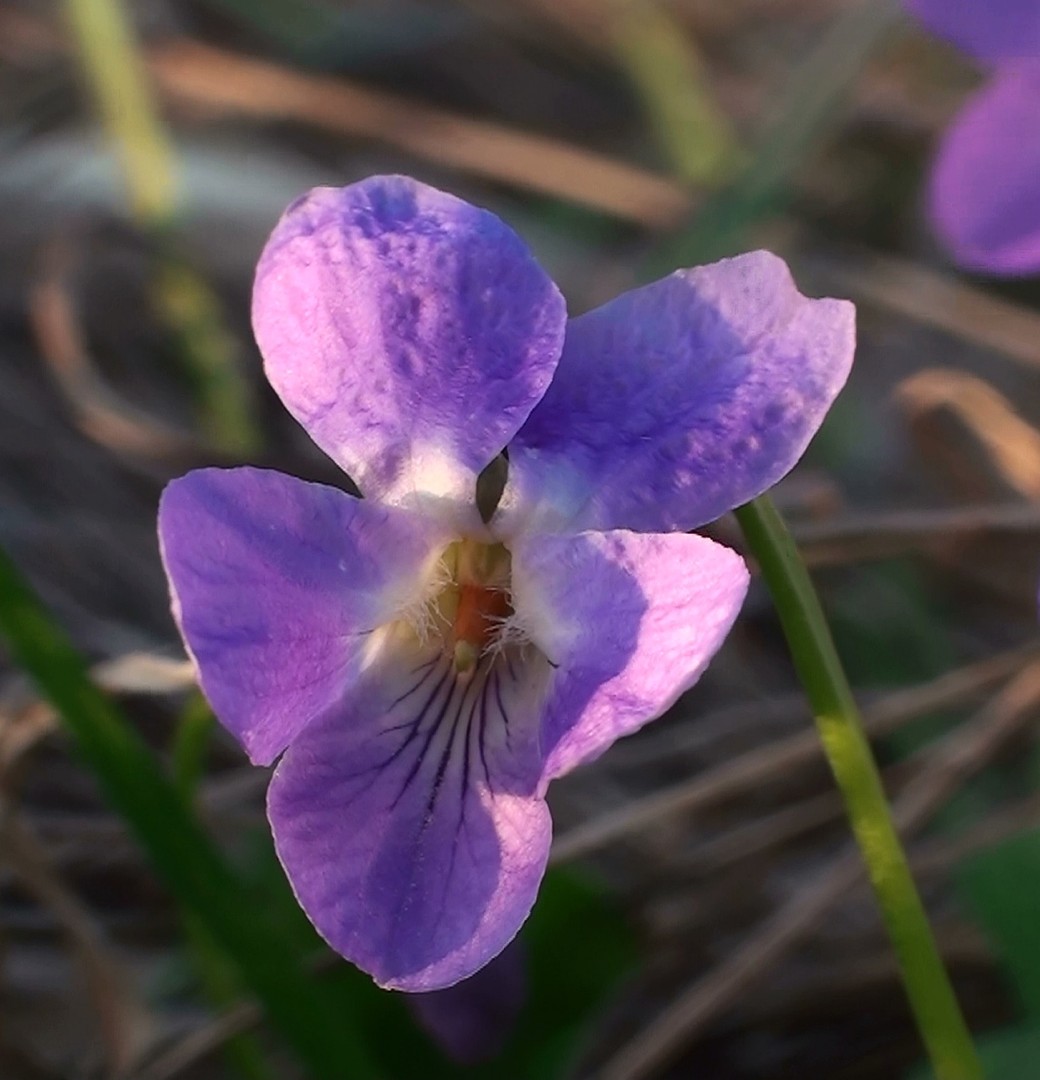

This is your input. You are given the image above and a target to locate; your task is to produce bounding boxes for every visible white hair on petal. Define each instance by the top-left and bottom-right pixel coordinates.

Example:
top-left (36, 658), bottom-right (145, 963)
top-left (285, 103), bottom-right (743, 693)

top-left (391, 549), bottom-right (452, 646)
top-left (484, 599), bottom-right (534, 660)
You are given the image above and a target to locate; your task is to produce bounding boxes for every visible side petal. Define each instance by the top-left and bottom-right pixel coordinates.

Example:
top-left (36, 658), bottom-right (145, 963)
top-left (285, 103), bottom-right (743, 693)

top-left (499, 252), bottom-right (854, 535)
top-left (253, 177), bottom-right (566, 524)
top-left (928, 64), bottom-right (1040, 276)
top-left (267, 643), bottom-right (553, 991)
top-left (158, 467), bottom-right (449, 765)
top-left (510, 529), bottom-right (749, 781)
top-left (905, 0), bottom-right (1040, 63)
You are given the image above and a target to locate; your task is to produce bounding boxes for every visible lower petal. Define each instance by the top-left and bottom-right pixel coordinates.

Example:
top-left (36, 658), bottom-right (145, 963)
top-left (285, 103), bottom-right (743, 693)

top-left (267, 641), bottom-right (552, 990)
top-left (510, 529), bottom-right (749, 780)
top-left (929, 64), bottom-right (1040, 276)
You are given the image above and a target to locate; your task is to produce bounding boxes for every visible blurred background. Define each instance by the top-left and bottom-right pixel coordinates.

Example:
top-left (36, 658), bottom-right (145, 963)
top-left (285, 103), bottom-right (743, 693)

top-left (3, 1), bottom-right (1040, 1077)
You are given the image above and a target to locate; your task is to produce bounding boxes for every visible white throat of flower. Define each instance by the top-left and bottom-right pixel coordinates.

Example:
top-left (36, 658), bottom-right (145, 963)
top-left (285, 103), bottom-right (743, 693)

top-left (394, 538), bottom-right (536, 676)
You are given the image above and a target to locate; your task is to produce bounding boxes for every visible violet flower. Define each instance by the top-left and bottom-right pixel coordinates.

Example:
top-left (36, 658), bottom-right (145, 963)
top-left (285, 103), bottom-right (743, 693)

top-left (408, 940), bottom-right (527, 1063)
top-left (906, 0), bottom-right (1040, 274)
top-left (158, 176), bottom-right (854, 991)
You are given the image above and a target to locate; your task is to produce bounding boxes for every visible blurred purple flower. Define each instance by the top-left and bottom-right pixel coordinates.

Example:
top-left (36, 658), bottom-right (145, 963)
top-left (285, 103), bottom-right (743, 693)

top-left (907, 0), bottom-right (1040, 274)
top-left (408, 940), bottom-right (527, 1063)
top-left (158, 176), bottom-right (854, 991)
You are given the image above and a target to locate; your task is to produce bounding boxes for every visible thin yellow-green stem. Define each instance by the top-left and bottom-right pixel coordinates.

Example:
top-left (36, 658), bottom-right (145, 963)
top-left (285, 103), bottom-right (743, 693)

top-left (64, 0), bottom-right (177, 225)
top-left (155, 257), bottom-right (259, 454)
top-left (736, 495), bottom-right (984, 1080)
top-left (625, 5), bottom-right (978, 1068)
top-left (63, 0), bottom-right (259, 453)
top-left (611, 0), bottom-right (742, 188)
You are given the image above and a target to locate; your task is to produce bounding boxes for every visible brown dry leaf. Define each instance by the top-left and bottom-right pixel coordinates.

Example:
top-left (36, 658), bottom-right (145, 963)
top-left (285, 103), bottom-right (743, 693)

top-left (896, 369), bottom-right (1040, 603)
top-left (897, 369), bottom-right (1040, 501)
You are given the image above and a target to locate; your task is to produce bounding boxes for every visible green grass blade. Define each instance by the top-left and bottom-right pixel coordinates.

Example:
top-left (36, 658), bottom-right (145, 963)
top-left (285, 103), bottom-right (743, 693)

top-left (644, 0), bottom-right (903, 275)
top-left (959, 829), bottom-right (1040, 1020)
top-left (612, 1), bottom-right (742, 189)
top-left (171, 691), bottom-right (214, 805)
top-left (172, 698), bottom-right (277, 1080)
top-left (0, 543), bottom-right (379, 1079)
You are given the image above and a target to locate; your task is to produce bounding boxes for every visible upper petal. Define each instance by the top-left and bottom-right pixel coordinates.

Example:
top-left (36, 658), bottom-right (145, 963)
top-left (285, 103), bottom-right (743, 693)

top-left (905, 0), bottom-right (1040, 63)
top-left (928, 64), bottom-right (1040, 275)
top-left (267, 640), bottom-right (553, 990)
top-left (499, 252), bottom-right (854, 535)
top-left (158, 467), bottom-right (449, 765)
top-left (510, 528), bottom-right (749, 781)
top-left (252, 177), bottom-right (566, 525)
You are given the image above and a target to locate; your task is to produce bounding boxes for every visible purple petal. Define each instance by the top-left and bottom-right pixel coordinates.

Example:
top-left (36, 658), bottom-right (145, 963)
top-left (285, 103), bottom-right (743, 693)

top-left (408, 940), bottom-right (527, 1063)
top-left (905, 0), bottom-right (1040, 62)
top-left (928, 63), bottom-right (1040, 275)
top-left (253, 177), bottom-right (566, 525)
top-left (267, 644), bottom-right (553, 991)
top-left (511, 529), bottom-right (749, 780)
top-left (500, 252), bottom-right (855, 535)
top-left (159, 467), bottom-right (449, 765)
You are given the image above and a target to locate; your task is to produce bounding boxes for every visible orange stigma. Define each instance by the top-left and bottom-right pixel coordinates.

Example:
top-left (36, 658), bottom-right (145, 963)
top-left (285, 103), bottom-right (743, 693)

top-left (452, 583), bottom-right (511, 672)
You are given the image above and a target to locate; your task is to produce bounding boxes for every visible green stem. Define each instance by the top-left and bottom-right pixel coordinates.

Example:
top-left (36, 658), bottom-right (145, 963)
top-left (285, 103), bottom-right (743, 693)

top-left (735, 495), bottom-right (983, 1080)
